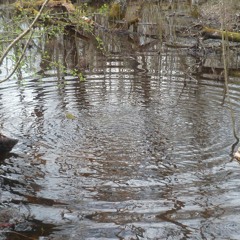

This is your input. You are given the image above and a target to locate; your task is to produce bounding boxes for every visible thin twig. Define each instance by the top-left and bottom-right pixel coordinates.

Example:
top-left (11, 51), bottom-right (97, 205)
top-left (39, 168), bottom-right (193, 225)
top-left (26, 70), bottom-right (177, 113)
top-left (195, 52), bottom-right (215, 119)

top-left (0, 30), bottom-right (34, 84)
top-left (1, 230), bottom-right (36, 240)
top-left (0, 0), bottom-right (50, 66)
top-left (221, 0), bottom-right (239, 141)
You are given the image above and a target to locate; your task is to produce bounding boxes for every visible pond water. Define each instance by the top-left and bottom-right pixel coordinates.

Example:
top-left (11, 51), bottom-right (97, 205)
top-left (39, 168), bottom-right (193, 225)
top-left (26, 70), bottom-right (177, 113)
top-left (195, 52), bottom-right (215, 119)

top-left (1, 3), bottom-right (240, 240)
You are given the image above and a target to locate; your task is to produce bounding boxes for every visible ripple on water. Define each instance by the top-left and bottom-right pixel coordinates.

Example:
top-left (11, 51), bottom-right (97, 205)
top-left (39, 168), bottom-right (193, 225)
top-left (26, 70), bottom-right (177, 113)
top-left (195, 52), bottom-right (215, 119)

top-left (1, 47), bottom-right (240, 239)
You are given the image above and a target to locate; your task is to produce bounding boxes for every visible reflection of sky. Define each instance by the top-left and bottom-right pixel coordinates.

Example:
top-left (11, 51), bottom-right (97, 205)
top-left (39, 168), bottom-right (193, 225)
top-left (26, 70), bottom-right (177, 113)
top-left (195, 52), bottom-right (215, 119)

top-left (0, 47), bottom-right (42, 79)
top-left (0, 55), bottom-right (14, 78)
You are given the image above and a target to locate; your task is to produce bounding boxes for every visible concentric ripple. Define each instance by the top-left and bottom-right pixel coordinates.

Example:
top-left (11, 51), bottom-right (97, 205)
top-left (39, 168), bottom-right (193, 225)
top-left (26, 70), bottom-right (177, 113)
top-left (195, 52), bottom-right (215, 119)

top-left (1, 44), bottom-right (240, 240)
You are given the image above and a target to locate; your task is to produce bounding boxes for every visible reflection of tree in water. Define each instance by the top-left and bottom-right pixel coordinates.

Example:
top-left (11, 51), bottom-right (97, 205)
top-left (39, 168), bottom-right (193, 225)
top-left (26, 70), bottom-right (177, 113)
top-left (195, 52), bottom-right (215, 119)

top-left (0, 1), bottom-right (240, 238)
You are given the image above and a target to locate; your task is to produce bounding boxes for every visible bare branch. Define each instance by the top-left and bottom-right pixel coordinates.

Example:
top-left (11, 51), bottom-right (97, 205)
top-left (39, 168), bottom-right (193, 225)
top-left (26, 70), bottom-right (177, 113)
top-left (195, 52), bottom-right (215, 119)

top-left (0, 0), bottom-right (50, 66)
top-left (0, 30), bottom-right (34, 84)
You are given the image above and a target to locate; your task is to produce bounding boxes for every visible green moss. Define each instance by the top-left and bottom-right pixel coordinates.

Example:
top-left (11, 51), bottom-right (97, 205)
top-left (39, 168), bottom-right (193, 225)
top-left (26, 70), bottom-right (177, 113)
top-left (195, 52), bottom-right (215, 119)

top-left (109, 2), bottom-right (124, 20)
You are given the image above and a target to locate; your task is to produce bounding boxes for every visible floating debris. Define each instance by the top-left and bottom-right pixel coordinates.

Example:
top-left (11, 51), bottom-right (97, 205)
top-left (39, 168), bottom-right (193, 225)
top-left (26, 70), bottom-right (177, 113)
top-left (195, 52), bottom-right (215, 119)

top-left (234, 147), bottom-right (240, 161)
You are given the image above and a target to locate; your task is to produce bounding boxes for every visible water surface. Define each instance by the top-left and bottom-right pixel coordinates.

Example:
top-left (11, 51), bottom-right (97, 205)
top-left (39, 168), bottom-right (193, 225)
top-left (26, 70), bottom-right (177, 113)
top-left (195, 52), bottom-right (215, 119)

top-left (1, 7), bottom-right (240, 240)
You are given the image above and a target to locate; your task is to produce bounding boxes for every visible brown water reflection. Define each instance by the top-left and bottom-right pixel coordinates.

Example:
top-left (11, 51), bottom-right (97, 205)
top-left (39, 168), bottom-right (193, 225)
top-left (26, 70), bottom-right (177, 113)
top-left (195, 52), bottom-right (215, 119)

top-left (1, 7), bottom-right (240, 240)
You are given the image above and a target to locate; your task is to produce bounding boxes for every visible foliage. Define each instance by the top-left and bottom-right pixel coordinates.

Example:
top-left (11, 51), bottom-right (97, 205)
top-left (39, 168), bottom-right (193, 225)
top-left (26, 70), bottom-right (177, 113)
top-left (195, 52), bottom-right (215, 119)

top-left (109, 2), bottom-right (122, 20)
top-left (0, 0), bottom-right (93, 83)
top-left (65, 112), bottom-right (76, 120)
top-left (98, 3), bottom-right (109, 16)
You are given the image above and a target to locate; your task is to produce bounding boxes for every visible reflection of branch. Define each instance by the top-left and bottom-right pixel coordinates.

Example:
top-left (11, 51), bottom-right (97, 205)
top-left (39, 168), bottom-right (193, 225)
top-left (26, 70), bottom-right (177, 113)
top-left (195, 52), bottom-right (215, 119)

top-left (0, 30), bottom-right (33, 84)
top-left (2, 231), bottom-right (34, 240)
top-left (156, 199), bottom-right (192, 237)
top-left (220, 5), bottom-right (239, 141)
top-left (0, 0), bottom-right (50, 66)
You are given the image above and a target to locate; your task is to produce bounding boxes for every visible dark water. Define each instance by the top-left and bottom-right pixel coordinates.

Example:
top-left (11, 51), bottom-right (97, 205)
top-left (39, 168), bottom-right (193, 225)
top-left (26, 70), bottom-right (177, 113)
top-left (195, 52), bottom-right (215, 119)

top-left (1, 7), bottom-right (240, 240)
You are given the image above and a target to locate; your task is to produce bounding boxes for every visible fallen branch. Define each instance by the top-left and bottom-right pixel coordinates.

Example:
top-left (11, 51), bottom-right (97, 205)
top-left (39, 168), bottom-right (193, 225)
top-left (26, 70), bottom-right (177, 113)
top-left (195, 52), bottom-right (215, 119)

top-left (15, 0), bottom-right (75, 12)
top-left (202, 26), bottom-right (240, 42)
